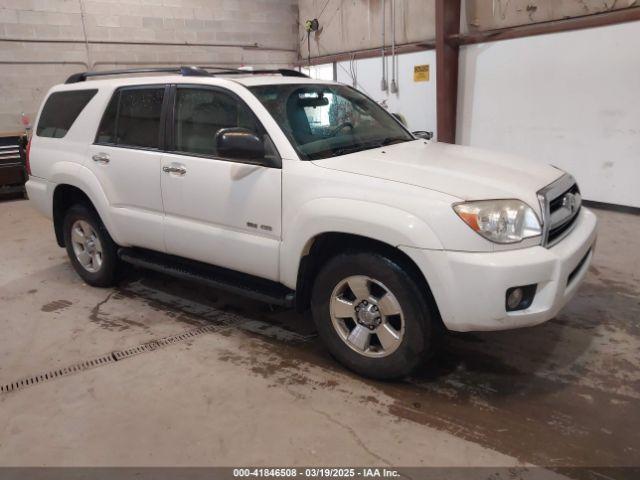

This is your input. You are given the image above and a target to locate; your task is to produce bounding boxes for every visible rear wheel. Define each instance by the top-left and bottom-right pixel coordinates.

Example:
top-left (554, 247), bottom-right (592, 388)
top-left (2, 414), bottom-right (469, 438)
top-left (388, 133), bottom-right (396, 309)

top-left (63, 204), bottom-right (119, 287)
top-left (311, 251), bottom-right (437, 379)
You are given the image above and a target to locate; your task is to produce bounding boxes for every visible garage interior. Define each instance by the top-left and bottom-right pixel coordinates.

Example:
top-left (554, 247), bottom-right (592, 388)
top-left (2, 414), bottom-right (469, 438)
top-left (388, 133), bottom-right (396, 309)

top-left (1, 0), bottom-right (639, 477)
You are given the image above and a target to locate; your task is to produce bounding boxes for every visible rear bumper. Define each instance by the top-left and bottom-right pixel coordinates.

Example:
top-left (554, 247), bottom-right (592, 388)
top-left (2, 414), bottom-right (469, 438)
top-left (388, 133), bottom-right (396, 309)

top-left (401, 208), bottom-right (598, 331)
top-left (25, 176), bottom-right (53, 219)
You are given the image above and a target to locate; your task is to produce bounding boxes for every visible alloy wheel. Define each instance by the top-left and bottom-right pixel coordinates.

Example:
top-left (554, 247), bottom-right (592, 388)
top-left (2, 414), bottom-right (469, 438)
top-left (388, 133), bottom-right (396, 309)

top-left (70, 220), bottom-right (103, 273)
top-left (329, 275), bottom-right (405, 358)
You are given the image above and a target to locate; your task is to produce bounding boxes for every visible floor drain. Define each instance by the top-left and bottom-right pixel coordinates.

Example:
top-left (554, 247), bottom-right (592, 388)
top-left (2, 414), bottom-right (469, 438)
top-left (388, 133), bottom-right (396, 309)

top-left (0, 324), bottom-right (224, 395)
top-left (0, 353), bottom-right (115, 394)
top-left (112, 324), bottom-right (220, 361)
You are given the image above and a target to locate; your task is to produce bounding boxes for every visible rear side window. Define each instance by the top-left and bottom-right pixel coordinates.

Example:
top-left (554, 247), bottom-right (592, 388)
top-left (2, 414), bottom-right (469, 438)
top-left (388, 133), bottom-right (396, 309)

top-left (36, 89), bottom-right (97, 138)
top-left (96, 87), bottom-right (165, 149)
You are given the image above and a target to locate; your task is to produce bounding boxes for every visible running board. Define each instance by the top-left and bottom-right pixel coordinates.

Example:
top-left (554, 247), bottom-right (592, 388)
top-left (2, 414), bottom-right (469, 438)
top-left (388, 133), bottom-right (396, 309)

top-left (118, 248), bottom-right (295, 308)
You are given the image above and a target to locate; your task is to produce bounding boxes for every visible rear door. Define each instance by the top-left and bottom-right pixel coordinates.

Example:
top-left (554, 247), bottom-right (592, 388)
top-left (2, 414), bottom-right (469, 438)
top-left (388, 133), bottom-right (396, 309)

top-left (160, 84), bottom-right (282, 281)
top-left (88, 85), bottom-right (169, 252)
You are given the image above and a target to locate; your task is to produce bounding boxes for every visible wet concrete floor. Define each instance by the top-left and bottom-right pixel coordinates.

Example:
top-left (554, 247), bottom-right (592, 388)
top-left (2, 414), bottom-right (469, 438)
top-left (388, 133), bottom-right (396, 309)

top-left (0, 200), bottom-right (638, 477)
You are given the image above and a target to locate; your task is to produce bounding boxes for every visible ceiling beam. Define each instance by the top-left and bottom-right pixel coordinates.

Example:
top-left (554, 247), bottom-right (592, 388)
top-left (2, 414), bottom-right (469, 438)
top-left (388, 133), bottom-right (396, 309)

top-left (295, 41), bottom-right (435, 67)
top-left (451, 7), bottom-right (640, 46)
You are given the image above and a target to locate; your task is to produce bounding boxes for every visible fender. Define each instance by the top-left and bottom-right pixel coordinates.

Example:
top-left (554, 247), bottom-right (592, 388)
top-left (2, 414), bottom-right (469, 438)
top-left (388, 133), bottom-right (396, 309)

top-left (49, 162), bottom-right (127, 246)
top-left (279, 198), bottom-right (444, 289)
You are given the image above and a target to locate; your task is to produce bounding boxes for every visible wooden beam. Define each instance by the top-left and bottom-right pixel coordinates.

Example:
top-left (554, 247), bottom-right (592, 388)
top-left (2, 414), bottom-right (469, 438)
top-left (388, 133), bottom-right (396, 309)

top-left (451, 7), bottom-right (640, 46)
top-left (435, 0), bottom-right (461, 144)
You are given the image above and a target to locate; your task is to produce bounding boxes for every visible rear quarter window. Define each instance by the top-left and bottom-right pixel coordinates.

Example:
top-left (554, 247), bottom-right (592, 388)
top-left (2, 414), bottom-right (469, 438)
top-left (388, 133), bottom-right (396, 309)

top-left (36, 89), bottom-right (98, 138)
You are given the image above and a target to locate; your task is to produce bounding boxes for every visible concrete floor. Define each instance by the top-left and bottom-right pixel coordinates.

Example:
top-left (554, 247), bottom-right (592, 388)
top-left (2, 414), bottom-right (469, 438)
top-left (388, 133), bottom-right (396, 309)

top-left (0, 200), bottom-right (638, 474)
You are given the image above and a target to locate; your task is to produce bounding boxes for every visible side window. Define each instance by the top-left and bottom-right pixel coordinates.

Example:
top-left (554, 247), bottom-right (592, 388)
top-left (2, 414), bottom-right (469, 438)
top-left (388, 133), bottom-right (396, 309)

top-left (96, 92), bottom-right (118, 144)
top-left (95, 87), bottom-right (165, 149)
top-left (173, 87), bottom-right (276, 162)
top-left (118, 88), bottom-right (164, 148)
top-left (37, 89), bottom-right (97, 138)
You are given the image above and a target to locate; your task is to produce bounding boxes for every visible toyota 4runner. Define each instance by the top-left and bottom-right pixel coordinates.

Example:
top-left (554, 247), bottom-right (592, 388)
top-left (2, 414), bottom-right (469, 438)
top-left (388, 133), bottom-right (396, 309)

top-left (26, 66), bottom-right (597, 379)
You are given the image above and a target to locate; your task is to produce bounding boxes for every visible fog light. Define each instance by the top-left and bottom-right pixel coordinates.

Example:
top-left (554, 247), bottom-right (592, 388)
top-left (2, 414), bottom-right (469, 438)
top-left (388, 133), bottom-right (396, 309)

top-left (506, 288), bottom-right (524, 310)
top-left (505, 284), bottom-right (537, 312)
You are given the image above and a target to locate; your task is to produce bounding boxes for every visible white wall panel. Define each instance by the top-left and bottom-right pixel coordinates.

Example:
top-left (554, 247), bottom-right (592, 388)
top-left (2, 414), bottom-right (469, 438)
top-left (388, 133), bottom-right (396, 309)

top-left (457, 22), bottom-right (640, 208)
top-left (329, 50), bottom-right (437, 135)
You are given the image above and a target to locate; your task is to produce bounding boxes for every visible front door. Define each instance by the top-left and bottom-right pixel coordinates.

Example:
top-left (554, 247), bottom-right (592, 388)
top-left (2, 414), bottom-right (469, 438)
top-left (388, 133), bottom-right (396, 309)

top-left (88, 85), bottom-right (168, 252)
top-left (160, 85), bottom-right (282, 281)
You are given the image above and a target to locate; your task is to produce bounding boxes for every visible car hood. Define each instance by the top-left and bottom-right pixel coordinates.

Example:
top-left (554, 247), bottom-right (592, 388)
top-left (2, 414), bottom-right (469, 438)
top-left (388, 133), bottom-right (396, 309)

top-left (311, 140), bottom-right (563, 213)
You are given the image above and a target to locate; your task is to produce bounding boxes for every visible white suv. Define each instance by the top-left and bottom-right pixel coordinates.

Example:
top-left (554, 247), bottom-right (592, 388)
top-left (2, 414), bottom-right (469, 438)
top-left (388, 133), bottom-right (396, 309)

top-left (26, 66), bottom-right (597, 379)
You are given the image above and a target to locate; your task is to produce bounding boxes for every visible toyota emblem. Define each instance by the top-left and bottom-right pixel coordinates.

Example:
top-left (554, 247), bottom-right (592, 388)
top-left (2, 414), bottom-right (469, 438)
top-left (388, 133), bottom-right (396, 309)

top-left (562, 193), bottom-right (577, 213)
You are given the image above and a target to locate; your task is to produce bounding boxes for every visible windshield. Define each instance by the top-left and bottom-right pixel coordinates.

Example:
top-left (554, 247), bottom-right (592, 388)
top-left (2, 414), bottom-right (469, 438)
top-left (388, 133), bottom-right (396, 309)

top-left (249, 84), bottom-right (414, 160)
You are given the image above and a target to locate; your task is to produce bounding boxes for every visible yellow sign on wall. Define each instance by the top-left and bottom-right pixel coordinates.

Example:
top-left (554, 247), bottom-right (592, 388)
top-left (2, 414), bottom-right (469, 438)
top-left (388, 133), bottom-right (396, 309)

top-left (414, 64), bottom-right (430, 82)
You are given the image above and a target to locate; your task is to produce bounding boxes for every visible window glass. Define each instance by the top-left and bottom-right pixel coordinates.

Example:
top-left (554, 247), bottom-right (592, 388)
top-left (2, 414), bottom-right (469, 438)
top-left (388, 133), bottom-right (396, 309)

top-left (95, 92), bottom-right (118, 144)
top-left (36, 90), bottom-right (97, 138)
top-left (250, 84), bottom-right (413, 160)
top-left (174, 87), bottom-right (274, 160)
top-left (116, 88), bottom-right (164, 149)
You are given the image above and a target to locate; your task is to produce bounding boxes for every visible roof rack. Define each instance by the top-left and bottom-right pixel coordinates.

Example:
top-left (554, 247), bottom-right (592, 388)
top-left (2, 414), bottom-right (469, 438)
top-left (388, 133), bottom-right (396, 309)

top-left (65, 66), bottom-right (208, 84)
top-left (203, 68), bottom-right (309, 78)
top-left (65, 66), bottom-right (309, 84)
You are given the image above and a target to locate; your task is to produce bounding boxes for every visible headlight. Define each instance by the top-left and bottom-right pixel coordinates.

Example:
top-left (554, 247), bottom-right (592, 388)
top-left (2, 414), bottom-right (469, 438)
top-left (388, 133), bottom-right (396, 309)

top-left (453, 199), bottom-right (542, 244)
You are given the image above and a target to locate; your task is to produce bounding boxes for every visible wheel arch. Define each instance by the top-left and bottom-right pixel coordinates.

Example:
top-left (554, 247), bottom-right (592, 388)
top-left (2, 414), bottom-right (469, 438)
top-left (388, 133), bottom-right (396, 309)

top-left (49, 163), bottom-right (123, 247)
top-left (294, 232), bottom-right (444, 330)
top-left (52, 184), bottom-right (97, 247)
top-left (281, 198), bottom-right (443, 284)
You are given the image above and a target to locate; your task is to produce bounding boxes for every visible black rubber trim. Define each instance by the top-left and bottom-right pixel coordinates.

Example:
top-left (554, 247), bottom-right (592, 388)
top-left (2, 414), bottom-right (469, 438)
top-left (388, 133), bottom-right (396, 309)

top-left (567, 248), bottom-right (592, 286)
top-left (118, 247), bottom-right (295, 307)
top-left (583, 200), bottom-right (640, 216)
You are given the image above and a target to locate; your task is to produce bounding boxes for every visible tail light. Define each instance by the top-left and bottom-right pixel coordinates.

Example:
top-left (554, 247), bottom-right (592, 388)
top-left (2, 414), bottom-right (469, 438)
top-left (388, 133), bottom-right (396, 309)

top-left (25, 139), bottom-right (31, 176)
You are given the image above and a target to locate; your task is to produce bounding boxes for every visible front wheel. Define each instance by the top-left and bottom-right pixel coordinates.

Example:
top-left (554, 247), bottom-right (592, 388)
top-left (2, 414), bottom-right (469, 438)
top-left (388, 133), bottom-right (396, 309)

top-left (311, 252), bottom-right (437, 379)
top-left (63, 204), bottom-right (120, 287)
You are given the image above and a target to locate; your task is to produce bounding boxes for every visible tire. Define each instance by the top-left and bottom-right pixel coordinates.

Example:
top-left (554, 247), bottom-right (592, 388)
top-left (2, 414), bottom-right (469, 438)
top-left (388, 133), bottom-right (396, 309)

top-left (63, 204), bottom-right (120, 287)
top-left (311, 251), bottom-right (437, 380)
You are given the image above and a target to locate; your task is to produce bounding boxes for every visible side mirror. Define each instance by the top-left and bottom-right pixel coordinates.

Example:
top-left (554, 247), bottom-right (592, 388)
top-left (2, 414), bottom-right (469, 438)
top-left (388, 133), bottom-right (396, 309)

top-left (412, 130), bottom-right (433, 140)
top-left (392, 112), bottom-right (407, 127)
top-left (215, 127), bottom-right (265, 161)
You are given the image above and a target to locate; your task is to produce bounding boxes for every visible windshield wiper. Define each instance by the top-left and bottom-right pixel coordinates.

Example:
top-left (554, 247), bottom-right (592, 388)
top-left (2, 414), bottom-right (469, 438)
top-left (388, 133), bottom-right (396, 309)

top-left (379, 137), bottom-right (409, 146)
top-left (327, 138), bottom-right (409, 158)
top-left (330, 145), bottom-right (369, 157)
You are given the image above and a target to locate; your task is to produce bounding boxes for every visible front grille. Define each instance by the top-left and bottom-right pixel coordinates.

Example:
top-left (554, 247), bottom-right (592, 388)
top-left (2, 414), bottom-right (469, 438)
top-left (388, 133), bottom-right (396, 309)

top-left (549, 184), bottom-right (580, 213)
top-left (538, 175), bottom-right (582, 247)
top-left (548, 183), bottom-right (581, 244)
top-left (547, 211), bottom-right (580, 245)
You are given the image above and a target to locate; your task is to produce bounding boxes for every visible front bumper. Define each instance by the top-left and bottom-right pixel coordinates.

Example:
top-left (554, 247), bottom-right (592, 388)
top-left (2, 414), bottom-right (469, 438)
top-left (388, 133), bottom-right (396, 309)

top-left (401, 208), bottom-right (598, 331)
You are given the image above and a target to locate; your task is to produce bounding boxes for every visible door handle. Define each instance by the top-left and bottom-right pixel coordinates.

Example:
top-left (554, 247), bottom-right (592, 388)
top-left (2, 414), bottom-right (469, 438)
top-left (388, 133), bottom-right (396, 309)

top-left (92, 153), bottom-right (110, 164)
top-left (162, 164), bottom-right (187, 176)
